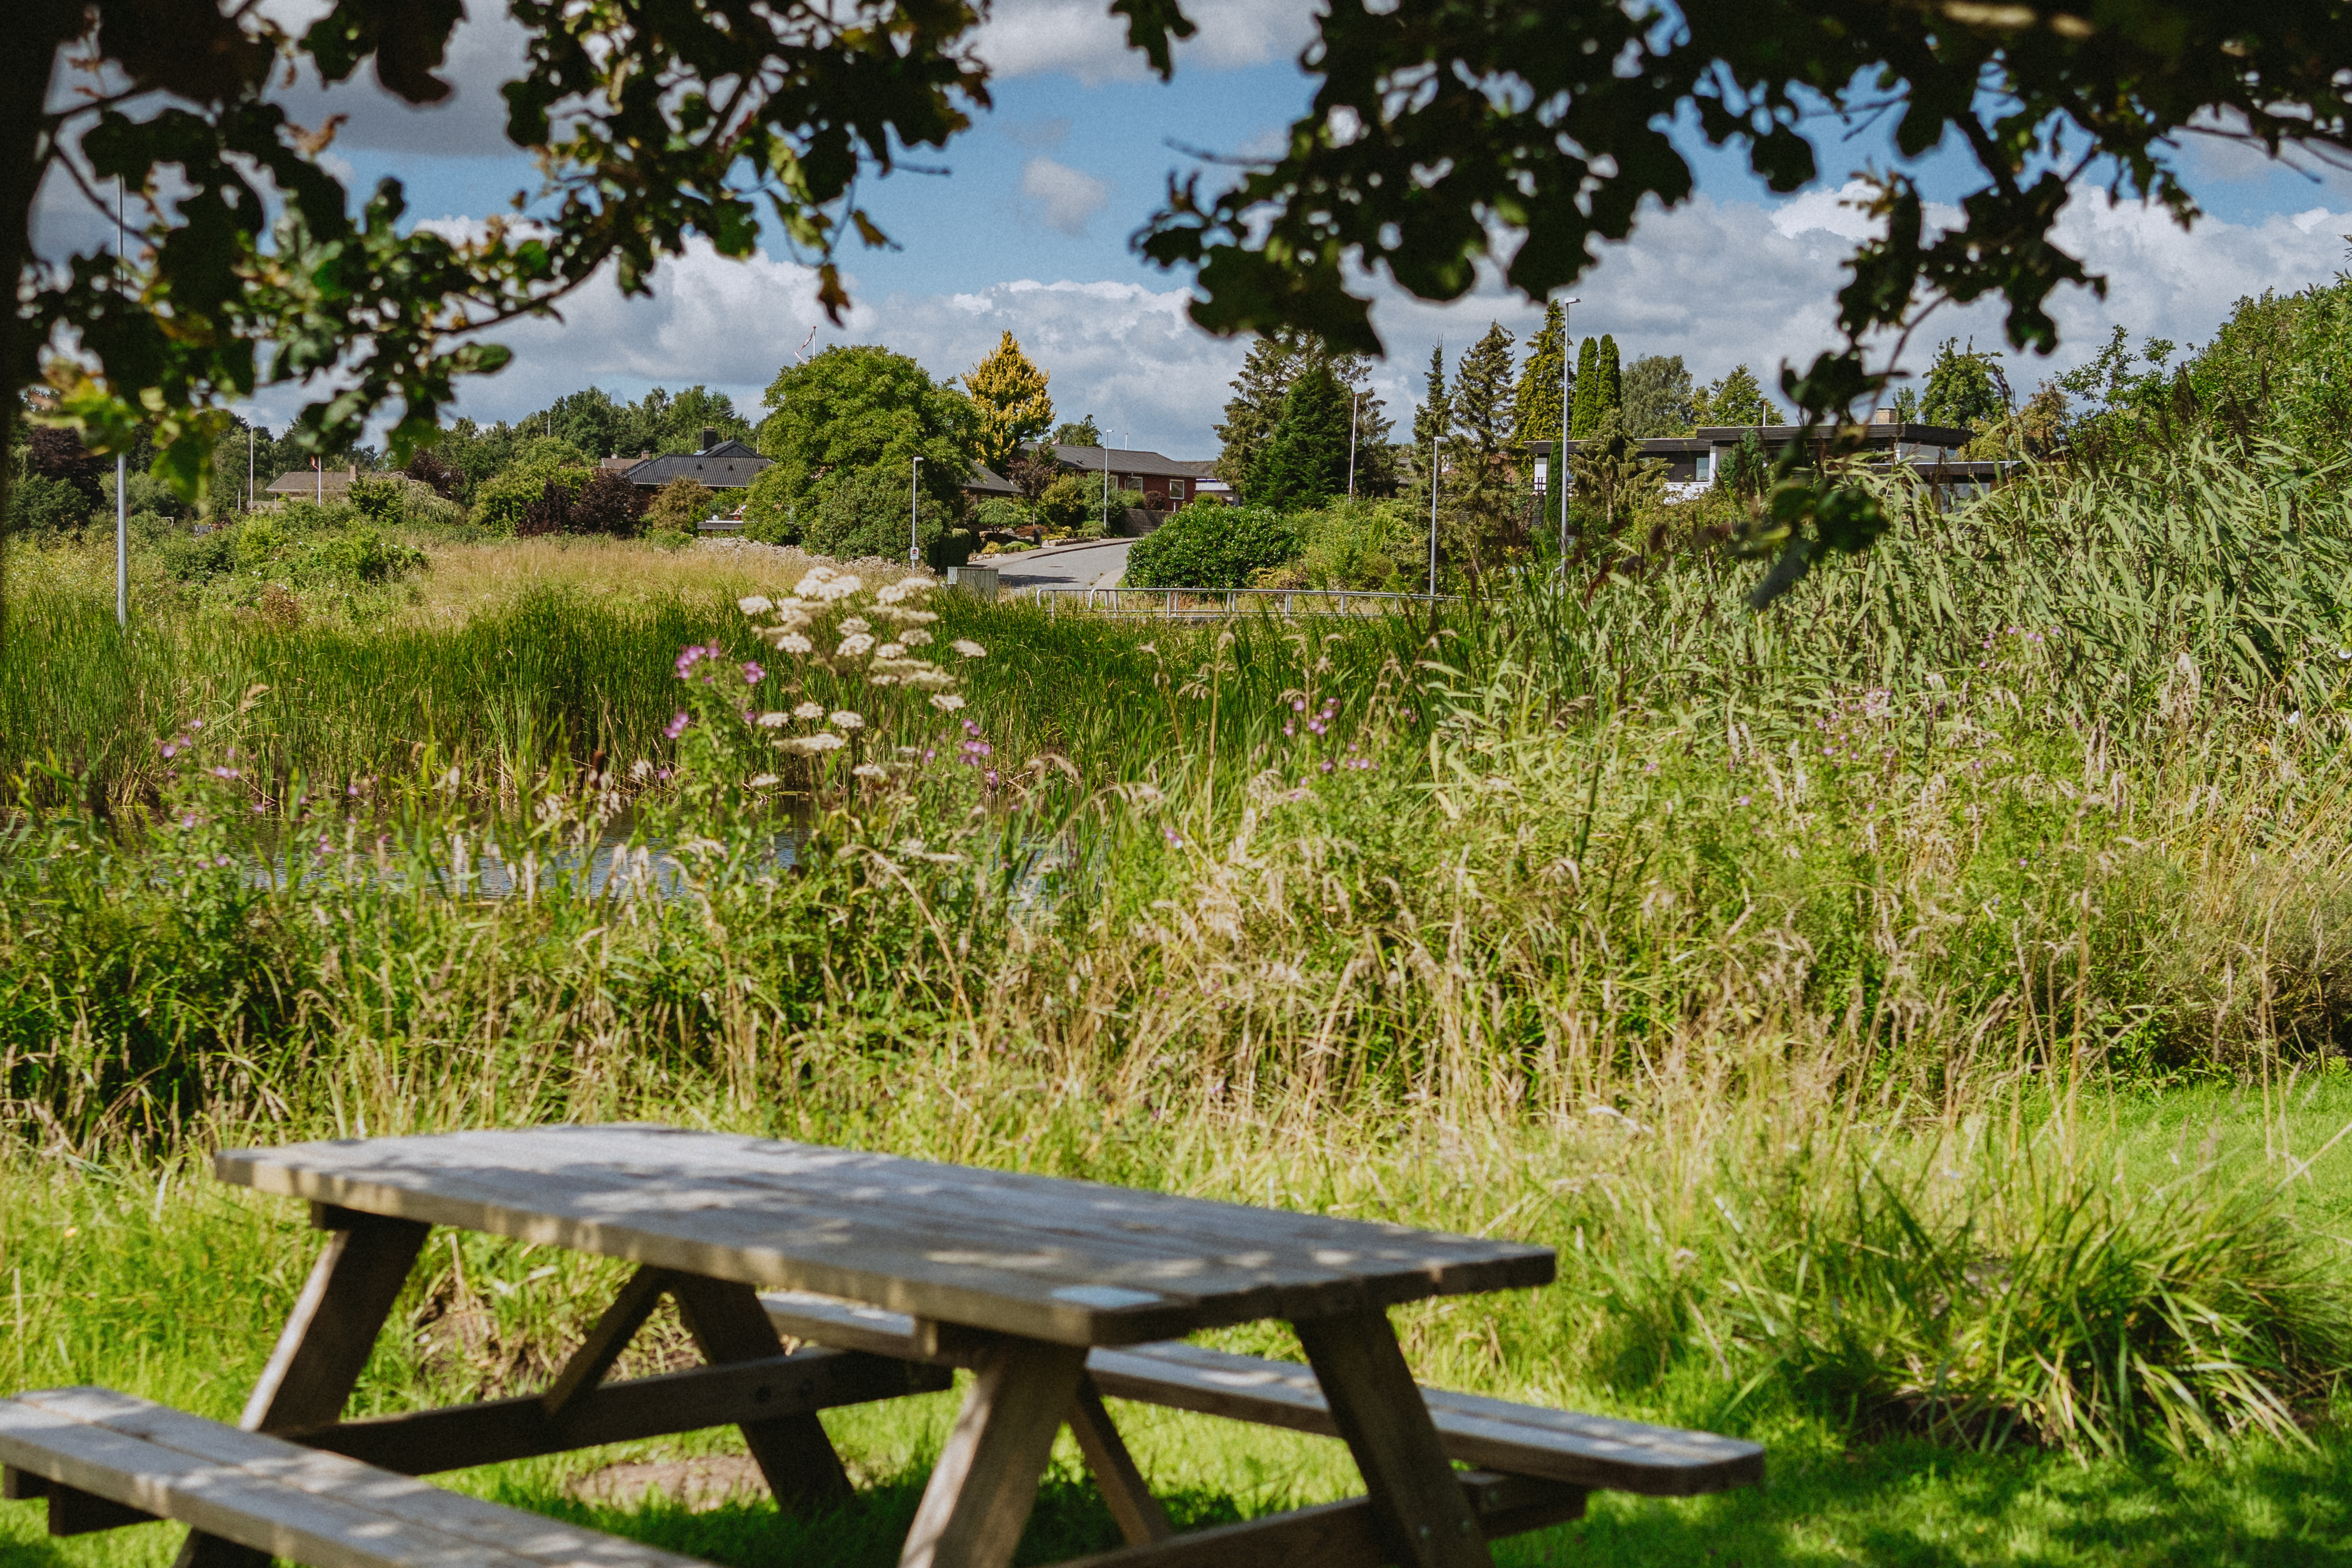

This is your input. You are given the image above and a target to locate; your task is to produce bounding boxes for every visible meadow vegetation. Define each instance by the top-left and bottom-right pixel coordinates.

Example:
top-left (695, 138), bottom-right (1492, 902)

top-left (10, 438), bottom-right (2352, 1564)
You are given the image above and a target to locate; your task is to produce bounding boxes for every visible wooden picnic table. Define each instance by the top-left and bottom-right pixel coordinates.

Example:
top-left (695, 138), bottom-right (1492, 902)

top-left (204, 1125), bottom-right (1563, 1568)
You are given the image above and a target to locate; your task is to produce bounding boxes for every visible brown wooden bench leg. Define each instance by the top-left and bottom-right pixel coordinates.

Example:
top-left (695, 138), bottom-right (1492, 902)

top-left (1066, 1373), bottom-right (1170, 1546)
top-left (176, 1206), bottom-right (431, 1568)
top-left (670, 1273), bottom-right (853, 1513)
top-left (900, 1332), bottom-right (1089, 1568)
top-left (1293, 1308), bottom-right (1493, 1568)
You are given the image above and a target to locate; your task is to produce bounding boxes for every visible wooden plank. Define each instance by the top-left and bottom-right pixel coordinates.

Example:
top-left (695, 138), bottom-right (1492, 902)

top-left (1051, 1470), bottom-right (1584, 1568)
top-left (1293, 1309), bottom-right (1489, 1568)
top-left (214, 1129), bottom-right (1553, 1347)
top-left (240, 1209), bottom-right (431, 1433)
top-left (1064, 1375), bottom-right (1170, 1546)
top-left (291, 1347), bottom-right (948, 1475)
top-left (0, 1388), bottom-right (702, 1568)
top-left (540, 1264), bottom-right (674, 1421)
top-left (668, 1272), bottom-right (853, 1512)
top-left (760, 1294), bottom-right (1763, 1498)
top-left (900, 1335), bottom-right (1090, 1568)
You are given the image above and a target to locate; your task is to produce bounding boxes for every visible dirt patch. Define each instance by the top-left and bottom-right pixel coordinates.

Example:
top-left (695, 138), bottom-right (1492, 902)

top-left (570, 1455), bottom-right (767, 1512)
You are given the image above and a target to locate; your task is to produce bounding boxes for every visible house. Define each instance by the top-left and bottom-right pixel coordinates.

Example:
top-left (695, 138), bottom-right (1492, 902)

top-left (616, 431), bottom-right (770, 492)
top-left (1017, 443), bottom-right (1213, 509)
top-left (262, 464), bottom-right (363, 503)
top-left (1537, 414), bottom-right (1977, 490)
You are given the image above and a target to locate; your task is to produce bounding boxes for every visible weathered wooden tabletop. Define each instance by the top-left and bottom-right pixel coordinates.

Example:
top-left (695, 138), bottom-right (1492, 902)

top-left (214, 1125), bottom-right (1555, 1347)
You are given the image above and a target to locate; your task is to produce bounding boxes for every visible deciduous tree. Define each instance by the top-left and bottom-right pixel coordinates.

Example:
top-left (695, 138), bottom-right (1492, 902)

top-left (1621, 354), bottom-right (1694, 436)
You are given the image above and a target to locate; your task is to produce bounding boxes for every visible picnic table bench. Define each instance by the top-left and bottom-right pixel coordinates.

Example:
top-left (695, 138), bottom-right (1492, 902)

top-left (1, 1125), bottom-right (1761, 1568)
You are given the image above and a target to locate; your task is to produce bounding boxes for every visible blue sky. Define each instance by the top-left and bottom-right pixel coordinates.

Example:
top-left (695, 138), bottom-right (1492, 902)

top-left (41, 0), bottom-right (2352, 456)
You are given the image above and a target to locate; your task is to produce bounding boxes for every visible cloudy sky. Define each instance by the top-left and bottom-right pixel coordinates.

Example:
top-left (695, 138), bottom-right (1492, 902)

top-left (41, 0), bottom-right (2352, 456)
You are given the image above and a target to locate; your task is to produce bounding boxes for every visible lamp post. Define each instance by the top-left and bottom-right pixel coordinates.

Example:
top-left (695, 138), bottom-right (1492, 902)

top-left (115, 180), bottom-right (128, 629)
top-left (1102, 441), bottom-right (1113, 536)
top-left (1428, 434), bottom-right (1439, 599)
top-left (1556, 296), bottom-right (1580, 568)
top-left (909, 455), bottom-right (923, 568)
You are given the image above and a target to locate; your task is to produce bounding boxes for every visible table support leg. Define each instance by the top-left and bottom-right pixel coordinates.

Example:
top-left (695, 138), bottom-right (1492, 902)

top-left (178, 1207), bottom-right (430, 1568)
top-left (1065, 1374), bottom-right (1170, 1546)
top-left (1293, 1308), bottom-right (1494, 1568)
top-left (900, 1335), bottom-right (1089, 1568)
top-left (669, 1273), bottom-right (853, 1513)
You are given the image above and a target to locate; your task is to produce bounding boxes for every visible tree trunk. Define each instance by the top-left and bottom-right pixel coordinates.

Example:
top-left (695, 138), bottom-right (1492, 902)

top-left (3, 7), bottom-right (89, 639)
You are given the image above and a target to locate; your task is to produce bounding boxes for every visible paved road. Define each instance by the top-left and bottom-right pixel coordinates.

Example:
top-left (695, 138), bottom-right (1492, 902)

top-left (991, 538), bottom-right (1132, 591)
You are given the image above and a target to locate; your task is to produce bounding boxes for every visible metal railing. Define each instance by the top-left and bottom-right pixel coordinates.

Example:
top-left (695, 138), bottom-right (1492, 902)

top-left (1013, 585), bottom-right (1456, 618)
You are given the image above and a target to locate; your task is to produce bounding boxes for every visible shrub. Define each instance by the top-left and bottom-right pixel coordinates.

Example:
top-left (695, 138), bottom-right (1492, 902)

top-left (973, 498), bottom-right (1033, 533)
top-left (346, 476), bottom-right (406, 527)
top-left (1033, 473), bottom-right (1093, 534)
top-left (1125, 504), bottom-right (1300, 588)
top-left (9, 472), bottom-right (95, 536)
top-left (1289, 499), bottom-right (1417, 590)
top-left (800, 466), bottom-right (946, 561)
top-left (644, 476), bottom-right (718, 533)
top-left (570, 469), bottom-right (644, 536)
top-left (158, 527), bottom-right (236, 581)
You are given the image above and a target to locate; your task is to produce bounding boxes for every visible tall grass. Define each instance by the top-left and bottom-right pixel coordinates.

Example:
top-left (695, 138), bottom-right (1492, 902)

top-left (9, 438), bottom-right (2352, 1471)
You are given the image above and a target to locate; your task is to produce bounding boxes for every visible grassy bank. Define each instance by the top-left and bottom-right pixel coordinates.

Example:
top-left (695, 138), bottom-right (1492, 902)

top-left (10, 440), bottom-right (2352, 1563)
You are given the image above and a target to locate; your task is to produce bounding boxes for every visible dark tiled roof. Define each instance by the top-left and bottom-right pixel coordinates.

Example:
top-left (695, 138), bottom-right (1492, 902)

top-left (1024, 443), bottom-right (1212, 481)
top-left (963, 464), bottom-right (1018, 496)
top-left (625, 444), bottom-right (771, 489)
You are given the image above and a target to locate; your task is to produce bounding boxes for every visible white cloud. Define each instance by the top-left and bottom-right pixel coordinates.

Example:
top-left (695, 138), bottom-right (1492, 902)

top-left (975, 0), bottom-right (1317, 85)
top-left (237, 175), bottom-right (2352, 455)
top-left (1020, 157), bottom-right (1112, 235)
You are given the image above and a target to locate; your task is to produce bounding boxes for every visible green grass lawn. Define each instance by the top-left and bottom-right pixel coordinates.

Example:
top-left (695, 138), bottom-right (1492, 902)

top-left (8, 1078), bottom-right (2352, 1568)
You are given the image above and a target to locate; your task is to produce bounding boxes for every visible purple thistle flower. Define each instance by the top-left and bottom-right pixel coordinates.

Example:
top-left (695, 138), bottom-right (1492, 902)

top-left (666, 711), bottom-right (690, 739)
top-left (742, 661), bottom-right (766, 684)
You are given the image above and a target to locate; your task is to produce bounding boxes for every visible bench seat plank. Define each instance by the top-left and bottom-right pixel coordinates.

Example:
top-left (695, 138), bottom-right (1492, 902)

top-left (0, 1387), bottom-right (700, 1568)
top-left (760, 1291), bottom-right (1763, 1498)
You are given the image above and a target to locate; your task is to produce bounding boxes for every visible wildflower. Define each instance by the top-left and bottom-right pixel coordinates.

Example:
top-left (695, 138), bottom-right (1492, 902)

top-left (1163, 827), bottom-right (1184, 847)
top-left (675, 644), bottom-right (719, 678)
top-left (189, 719), bottom-right (202, 729)
top-left (985, 770), bottom-right (999, 786)
top-left (794, 566), bottom-right (837, 598)
top-left (902, 627), bottom-right (934, 647)
top-left (210, 766), bottom-right (240, 780)
top-left (876, 642), bottom-right (906, 659)
top-left (1737, 794), bottom-right (1751, 805)
top-left (738, 595), bottom-right (775, 615)
top-left (838, 633), bottom-right (875, 658)
top-left (742, 661), bottom-right (766, 685)
top-left (748, 773), bottom-right (780, 787)
top-left (830, 710), bottom-right (865, 730)
top-left (756, 711), bottom-right (789, 728)
top-left (852, 763), bottom-right (887, 779)
top-left (777, 732), bottom-right (847, 755)
top-left (1293, 699), bottom-right (1306, 712)
top-left (840, 616), bottom-right (872, 634)
top-left (822, 574), bottom-right (864, 600)
top-left (794, 701), bottom-right (826, 720)
top-left (777, 633), bottom-right (813, 655)
top-left (161, 742), bottom-right (178, 758)
top-left (950, 639), bottom-right (986, 658)
top-left (930, 693), bottom-right (966, 711)
top-left (630, 759), bottom-right (653, 780)
top-left (666, 711), bottom-right (690, 739)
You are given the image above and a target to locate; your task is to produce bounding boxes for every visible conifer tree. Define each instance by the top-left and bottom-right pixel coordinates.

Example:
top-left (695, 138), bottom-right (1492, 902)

top-left (1450, 322), bottom-right (1517, 456)
top-left (1412, 345), bottom-right (1451, 455)
top-left (1512, 302), bottom-right (1569, 449)
top-left (1324, 353), bottom-right (1398, 495)
top-left (964, 331), bottom-right (1054, 472)
top-left (1215, 336), bottom-right (1301, 495)
top-left (1252, 359), bottom-right (1354, 510)
top-left (1569, 337), bottom-right (1601, 438)
top-left (1690, 364), bottom-right (1779, 427)
top-left (1597, 334), bottom-right (1623, 421)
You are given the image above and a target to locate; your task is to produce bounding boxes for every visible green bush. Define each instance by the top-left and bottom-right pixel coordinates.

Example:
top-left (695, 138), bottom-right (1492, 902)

top-left (158, 527), bottom-right (236, 582)
top-left (644, 476), bottom-right (719, 533)
top-left (346, 476), bottom-right (406, 527)
top-left (1288, 499), bottom-right (1417, 589)
top-left (1125, 504), bottom-right (1300, 589)
top-left (801, 466), bottom-right (947, 561)
top-left (1033, 473), bottom-right (1093, 534)
top-left (973, 498), bottom-right (1033, 533)
top-left (9, 472), bottom-right (96, 536)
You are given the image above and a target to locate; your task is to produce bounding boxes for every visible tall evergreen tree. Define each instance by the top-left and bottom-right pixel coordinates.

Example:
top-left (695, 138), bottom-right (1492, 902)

top-left (1215, 335), bottom-right (1301, 494)
top-left (1253, 360), bottom-right (1354, 510)
top-left (1691, 365), bottom-right (1779, 427)
top-left (1412, 346), bottom-right (1451, 454)
top-left (964, 331), bottom-right (1054, 472)
top-left (1597, 335), bottom-right (1623, 421)
top-left (1569, 337), bottom-right (1601, 438)
top-left (1513, 302), bottom-right (1569, 448)
top-left (1451, 322), bottom-right (1517, 454)
top-left (1324, 353), bottom-right (1398, 495)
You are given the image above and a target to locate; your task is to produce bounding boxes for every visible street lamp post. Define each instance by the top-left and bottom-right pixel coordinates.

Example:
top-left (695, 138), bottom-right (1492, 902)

top-left (1428, 435), bottom-right (1439, 599)
top-left (115, 180), bottom-right (128, 629)
top-left (909, 455), bottom-right (923, 568)
top-left (1557, 296), bottom-right (1580, 567)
